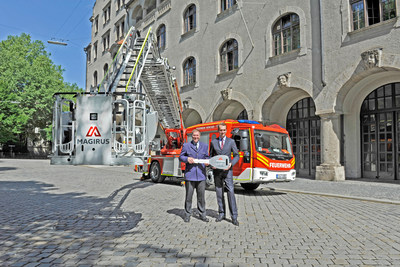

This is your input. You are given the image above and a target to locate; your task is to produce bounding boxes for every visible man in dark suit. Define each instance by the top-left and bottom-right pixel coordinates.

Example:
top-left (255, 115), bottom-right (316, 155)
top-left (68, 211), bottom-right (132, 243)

top-left (210, 122), bottom-right (240, 226)
top-left (179, 129), bottom-right (210, 223)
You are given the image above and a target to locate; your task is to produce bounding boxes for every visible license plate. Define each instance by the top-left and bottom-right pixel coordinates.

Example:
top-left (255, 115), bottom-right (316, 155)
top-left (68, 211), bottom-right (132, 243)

top-left (276, 174), bottom-right (287, 179)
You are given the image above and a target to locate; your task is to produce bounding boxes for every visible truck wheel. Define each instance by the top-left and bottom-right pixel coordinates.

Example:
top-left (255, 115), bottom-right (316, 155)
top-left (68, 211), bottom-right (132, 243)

top-left (206, 168), bottom-right (214, 186)
top-left (240, 183), bottom-right (260, 191)
top-left (150, 161), bottom-right (164, 183)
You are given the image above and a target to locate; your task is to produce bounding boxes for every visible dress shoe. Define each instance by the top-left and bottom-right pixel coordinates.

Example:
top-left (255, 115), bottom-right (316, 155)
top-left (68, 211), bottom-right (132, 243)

top-left (184, 216), bottom-right (190, 223)
top-left (200, 217), bottom-right (209, 222)
top-left (232, 219), bottom-right (239, 226)
top-left (215, 215), bottom-right (226, 222)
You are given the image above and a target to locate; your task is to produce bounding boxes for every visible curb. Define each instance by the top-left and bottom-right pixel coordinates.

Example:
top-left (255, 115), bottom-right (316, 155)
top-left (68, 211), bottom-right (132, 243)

top-left (265, 187), bottom-right (400, 205)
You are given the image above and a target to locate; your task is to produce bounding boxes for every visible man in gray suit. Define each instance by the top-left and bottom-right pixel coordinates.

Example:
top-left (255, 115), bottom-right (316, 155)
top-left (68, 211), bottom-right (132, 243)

top-left (210, 122), bottom-right (240, 226)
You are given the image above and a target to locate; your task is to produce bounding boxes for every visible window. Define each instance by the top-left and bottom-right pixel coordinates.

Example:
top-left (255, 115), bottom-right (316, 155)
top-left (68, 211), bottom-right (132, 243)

top-left (94, 16), bottom-right (99, 34)
top-left (183, 57), bottom-right (196, 85)
top-left (103, 4), bottom-right (111, 25)
top-left (273, 13), bottom-right (300, 56)
top-left (157, 24), bottom-right (166, 51)
top-left (351, 0), bottom-right (396, 31)
top-left (93, 42), bottom-right (98, 60)
top-left (116, 0), bottom-right (124, 12)
top-left (184, 4), bottom-right (196, 33)
top-left (87, 46), bottom-right (91, 62)
top-left (220, 39), bottom-right (238, 73)
top-left (221, 0), bottom-right (237, 12)
top-left (132, 6), bottom-right (143, 23)
top-left (102, 32), bottom-right (110, 52)
top-left (115, 18), bottom-right (125, 40)
top-left (93, 71), bottom-right (98, 87)
top-left (103, 64), bottom-right (109, 80)
top-left (146, 0), bottom-right (156, 13)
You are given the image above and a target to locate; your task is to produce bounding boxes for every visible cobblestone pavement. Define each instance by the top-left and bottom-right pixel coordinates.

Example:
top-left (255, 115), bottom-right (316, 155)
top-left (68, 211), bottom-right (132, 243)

top-left (1, 159), bottom-right (400, 266)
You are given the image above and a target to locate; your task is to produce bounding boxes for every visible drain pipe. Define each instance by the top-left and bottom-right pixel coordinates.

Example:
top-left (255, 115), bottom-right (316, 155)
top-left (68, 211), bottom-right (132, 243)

top-left (238, 1), bottom-right (254, 48)
top-left (319, 0), bottom-right (326, 87)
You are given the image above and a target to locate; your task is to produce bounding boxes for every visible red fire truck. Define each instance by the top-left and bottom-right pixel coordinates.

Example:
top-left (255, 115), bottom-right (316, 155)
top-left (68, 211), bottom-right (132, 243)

top-left (142, 119), bottom-right (296, 190)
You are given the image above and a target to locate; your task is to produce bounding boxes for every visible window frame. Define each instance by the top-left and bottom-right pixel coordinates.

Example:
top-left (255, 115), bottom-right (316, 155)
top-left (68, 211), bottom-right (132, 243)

top-left (272, 13), bottom-right (300, 56)
top-left (184, 4), bottom-right (196, 33)
top-left (220, 0), bottom-right (237, 13)
top-left (183, 57), bottom-right (196, 86)
top-left (93, 42), bottom-right (98, 61)
top-left (102, 32), bottom-right (110, 52)
top-left (157, 24), bottom-right (166, 51)
top-left (350, 0), bottom-right (397, 31)
top-left (94, 16), bottom-right (99, 34)
top-left (220, 39), bottom-right (239, 73)
top-left (103, 3), bottom-right (111, 25)
top-left (93, 71), bottom-right (98, 88)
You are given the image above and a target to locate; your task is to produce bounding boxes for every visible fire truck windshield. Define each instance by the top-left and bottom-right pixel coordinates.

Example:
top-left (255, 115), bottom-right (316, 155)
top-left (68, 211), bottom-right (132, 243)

top-left (254, 130), bottom-right (293, 160)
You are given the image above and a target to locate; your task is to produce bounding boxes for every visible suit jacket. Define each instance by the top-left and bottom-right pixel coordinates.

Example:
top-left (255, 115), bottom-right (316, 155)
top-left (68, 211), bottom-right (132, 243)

top-left (179, 141), bottom-right (209, 181)
top-left (210, 137), bottom-right (239, 177)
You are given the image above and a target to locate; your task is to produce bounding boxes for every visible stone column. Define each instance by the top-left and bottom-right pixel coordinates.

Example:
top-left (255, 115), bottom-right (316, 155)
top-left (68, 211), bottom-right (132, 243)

top-left (315, 113), bottom-right (345, 181)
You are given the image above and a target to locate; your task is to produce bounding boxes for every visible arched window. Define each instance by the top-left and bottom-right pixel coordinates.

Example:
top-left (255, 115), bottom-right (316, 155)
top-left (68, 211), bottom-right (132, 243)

top-left (220, 39), bottom-right (238, 73)
top-left (183, 57), bottom-right (196, 85)
top-left (103, 64), bottom-right (109, 80)
top-left (157, 24), bottom-right (166, 51)
top-left (360, 83), bottom-right (400, 180)
top-left (351, 0), bottom-right (396, 31)
top-left (184, 4), bottom-right (196, 33)
top-left (272, 13), bottom-right (300, 56)
top-left (103, 64), bottom-right (108, 76)
top-left (132, 6), bottom-right (143, 23)
top-left (221, 0), bottom-right (237, 12)
top-left (286, 97), bottom-right (321, 177)
top-left (145, 0), bottom-right (156, 14)
top-left (93, 71), bottom-right (98, 88)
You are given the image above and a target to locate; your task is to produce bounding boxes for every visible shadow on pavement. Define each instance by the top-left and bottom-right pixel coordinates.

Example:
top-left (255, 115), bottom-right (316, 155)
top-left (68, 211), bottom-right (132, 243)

top-left (234, 187), bottom-right (287, 196)
top-left (0, 167), bottom-right (18, 171)
top-left (167, 208), bottom-right (219, 221)
top-left (0, 180), bottom-right (154, 266)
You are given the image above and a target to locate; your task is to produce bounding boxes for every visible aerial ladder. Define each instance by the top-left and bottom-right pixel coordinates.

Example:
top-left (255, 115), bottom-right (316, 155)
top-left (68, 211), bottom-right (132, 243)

top-left (50, 27), bottom-right (183, 165)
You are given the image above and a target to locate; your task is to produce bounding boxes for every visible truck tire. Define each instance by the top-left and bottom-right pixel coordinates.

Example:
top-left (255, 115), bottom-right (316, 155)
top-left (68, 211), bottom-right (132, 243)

top-left (240, 183), bottom-right (260, 191)
top-left (206, 168), bottom-right (214, 187)
top-left (150, 161), bottom-right (164, 183)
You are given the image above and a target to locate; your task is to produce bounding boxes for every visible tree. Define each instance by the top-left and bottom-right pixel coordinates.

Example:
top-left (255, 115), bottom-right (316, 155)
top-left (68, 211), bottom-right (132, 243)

top-left (0, 33), bottom-right (81, 145)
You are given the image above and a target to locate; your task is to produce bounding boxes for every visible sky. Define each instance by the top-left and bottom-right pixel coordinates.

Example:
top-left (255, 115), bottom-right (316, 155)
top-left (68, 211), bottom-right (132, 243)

top-left (0, 0), bottom-right (95, 89)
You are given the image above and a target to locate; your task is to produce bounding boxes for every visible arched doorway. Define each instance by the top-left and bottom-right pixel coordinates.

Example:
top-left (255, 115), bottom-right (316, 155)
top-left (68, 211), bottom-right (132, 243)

top-left (213, 100), bottom-right (247, 121)
top-left (286, 97), bottom-right (321, 177)
top-left (360, 82), bottom-right (400, 180)
top-left (182, 108), bottom-right (202, 127)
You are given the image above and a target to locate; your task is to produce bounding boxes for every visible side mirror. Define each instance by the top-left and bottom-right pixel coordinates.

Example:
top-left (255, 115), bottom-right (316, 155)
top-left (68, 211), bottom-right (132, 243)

top-left (231, 128), bottom-right (240, 136)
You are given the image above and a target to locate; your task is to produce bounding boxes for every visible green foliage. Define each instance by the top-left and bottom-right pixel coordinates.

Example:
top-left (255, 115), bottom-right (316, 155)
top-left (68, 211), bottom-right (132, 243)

top-left (0, 33), bottom-right (82, 143)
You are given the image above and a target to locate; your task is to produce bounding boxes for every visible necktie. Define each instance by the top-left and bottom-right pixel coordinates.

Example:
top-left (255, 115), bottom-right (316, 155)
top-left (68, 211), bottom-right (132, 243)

top-left (221, 138), bottom-right (224, 149)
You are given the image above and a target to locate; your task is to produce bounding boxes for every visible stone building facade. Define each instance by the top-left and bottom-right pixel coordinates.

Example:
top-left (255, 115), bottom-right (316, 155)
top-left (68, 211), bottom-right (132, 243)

top-left (85, 0), bottom-right (400, 181)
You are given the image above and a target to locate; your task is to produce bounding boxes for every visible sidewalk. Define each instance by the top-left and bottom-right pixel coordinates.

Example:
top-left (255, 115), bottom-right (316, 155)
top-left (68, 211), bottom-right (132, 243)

top-left (264, 177), bottom-right (400, 204)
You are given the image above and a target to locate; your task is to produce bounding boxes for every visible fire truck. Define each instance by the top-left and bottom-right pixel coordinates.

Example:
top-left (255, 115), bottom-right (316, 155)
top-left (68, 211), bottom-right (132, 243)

top-left (143, 119), bottom-right (296, 191)
top-left (49, 27), bottom-right (296, 191)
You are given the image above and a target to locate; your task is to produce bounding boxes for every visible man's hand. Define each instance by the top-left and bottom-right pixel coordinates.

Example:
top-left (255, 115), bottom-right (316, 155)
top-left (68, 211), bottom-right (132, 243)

top-left (224, 163), bottom-right (232, 171)
top-left (188, 157), bottom-right (195, 164)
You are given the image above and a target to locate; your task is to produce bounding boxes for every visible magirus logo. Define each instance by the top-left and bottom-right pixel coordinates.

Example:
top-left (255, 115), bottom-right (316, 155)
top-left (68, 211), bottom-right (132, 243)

top-left (77, 126), bottom-right (110, 145)
top-left (86, 126), bottom-right (101, 137)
